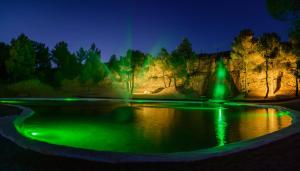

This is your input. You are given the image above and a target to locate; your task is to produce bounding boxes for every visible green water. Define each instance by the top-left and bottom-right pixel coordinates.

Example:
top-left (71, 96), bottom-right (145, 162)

top-left (4, 100), bottom-right (292, 154)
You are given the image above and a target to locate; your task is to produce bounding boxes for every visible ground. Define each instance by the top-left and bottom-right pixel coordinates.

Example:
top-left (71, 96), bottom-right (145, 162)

top-left (1, 99), bottom-right (300, 171)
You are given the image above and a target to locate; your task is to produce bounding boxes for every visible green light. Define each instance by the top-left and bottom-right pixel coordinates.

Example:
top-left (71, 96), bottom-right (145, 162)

top-left (215, 107), bottom-right (227, 146)
top-left (31, 132), bottom-right (38, 136)
top-left (63, 98), bottom-right (80, 102)
top-left (277, 111), bottom-right (291, 117)
top-left (0, 100), bottom-right (23, 104)
top-left (167, 106), bottom-right (227, 110)
top-left (212, 59), bottom-right (227, 100)
top-left (13, 100), bottom-right (292, 154)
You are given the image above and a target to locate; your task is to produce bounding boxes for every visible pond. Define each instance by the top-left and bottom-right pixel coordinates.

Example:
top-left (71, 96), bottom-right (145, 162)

top-left (8, 99), bottom-right (292, 154)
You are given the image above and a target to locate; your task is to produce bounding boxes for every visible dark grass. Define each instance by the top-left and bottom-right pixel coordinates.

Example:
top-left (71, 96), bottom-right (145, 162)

top-left (1, 100), bottom-right (300, 171)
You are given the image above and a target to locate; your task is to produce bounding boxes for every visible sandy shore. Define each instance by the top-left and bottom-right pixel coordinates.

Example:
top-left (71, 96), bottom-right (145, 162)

top-left (1, 99), bottom-right (300, 171)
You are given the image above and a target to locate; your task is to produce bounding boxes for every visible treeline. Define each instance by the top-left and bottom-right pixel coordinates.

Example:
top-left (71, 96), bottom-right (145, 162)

top-left (0, 30), bottom-right (299, 97)
top-left (0, 34), bottom-right (108, 87)
top-left (0, 34), bottom-right (198, 94)
top-left (231, 29), bottom-right (299, 98)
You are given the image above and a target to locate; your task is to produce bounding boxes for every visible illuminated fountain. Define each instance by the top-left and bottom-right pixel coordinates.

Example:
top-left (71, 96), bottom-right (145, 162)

top-left (210, 57), bottom-right (231, 103)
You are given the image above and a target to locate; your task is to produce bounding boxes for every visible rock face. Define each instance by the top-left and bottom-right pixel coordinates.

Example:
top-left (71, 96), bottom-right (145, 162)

top-left (129, 51), bottom-right (298, 99)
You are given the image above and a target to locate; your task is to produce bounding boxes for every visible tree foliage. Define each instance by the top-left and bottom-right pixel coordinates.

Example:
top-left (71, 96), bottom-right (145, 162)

top-left (52, 41), bottom-right (79, 80)
top-left (33, 42), bottom-right (52, 83)
top-left (6, 34), bottom-right (36, 82)
top-left (0, 42), bottom-right (10, 81)
top-left (170, 38), bottom-right (195, 87)
top-left (267, 0), bottom-right (300, 21)
top-left (257, 33), bottom-right (281, 98)
top-left (80, 44), bottom-right (106, 85)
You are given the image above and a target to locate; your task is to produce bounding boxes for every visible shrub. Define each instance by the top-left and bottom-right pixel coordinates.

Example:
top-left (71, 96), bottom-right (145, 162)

top-left (7, 79), bottom-right (55, 97)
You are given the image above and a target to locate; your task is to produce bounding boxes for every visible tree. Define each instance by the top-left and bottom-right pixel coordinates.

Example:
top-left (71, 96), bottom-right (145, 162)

top-left (108, 54), bottom-right (119, 72)
top-left (267, 0), bottom-right (300, 96)
top-left (0, 42), bottom-right (10, 82)
top-left (33, 42), bottom-right (52, 83)
top-left (118, 55), bottom-right (132, 92)
top-left (170, 38), bottom-right (195, 88)
top-left (117, 50), bottom-right (146, 95)
top-left (231, 29), bottom-right (256, 96)
top-left (75, 47), bottom-right (87, 65)
top-left (257, 33), bottom-right (281, 98)
top-left (126, 49), bottom-right (146, 95)
top-left (6, 34), bottom-right (36, 82)
top-left (80, 44), bottom-right (106, 90)
top-left (157, 48), bottom-right (172, 88)
top-left (51, 41), bottom-right (79, 80)
top-left (267, 0), bottom-right (300, 22)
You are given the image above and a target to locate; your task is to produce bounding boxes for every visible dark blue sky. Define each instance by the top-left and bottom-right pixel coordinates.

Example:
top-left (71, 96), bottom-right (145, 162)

top-left (0, 0), bottom-right (289, 61)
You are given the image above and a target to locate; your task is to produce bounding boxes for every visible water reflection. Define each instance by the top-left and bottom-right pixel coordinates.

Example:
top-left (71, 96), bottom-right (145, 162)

top-left (15, 101), bottom-right (293, 153)
top-left (238, 108), bottom-right (292, 140)
top-left (215, 107), bottom-right (227, 146)
top-left (134, 107), bottom-right (175, 145)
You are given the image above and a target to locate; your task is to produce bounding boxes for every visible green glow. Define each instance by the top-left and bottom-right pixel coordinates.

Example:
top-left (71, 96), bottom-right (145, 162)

top-left (63, 98), bottom-right (80, 102)
top-left (215, 107), bottom-right (227, 146)
top-left (277, 111), bottom-right (291, 117)
top-left (13, 101), bottom-right (292, 153)
top-left (0, 100), bottom-right (23, 104)
top-left (31, 132), bottom-right (38, 136)
top-left (213, 59), bottom-right (227, 100)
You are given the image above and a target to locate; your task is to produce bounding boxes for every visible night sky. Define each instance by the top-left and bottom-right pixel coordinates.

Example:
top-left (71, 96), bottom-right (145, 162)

top-left (0, 0), bottom-right (289, 61)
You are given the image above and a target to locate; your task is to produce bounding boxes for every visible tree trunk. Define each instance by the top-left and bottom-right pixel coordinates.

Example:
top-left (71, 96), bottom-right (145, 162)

top-left (265, 58), bottom-right (269, 99)
top-left (163, 70), bottom-right (166, 88)
top-left (126, 78), bottom-right (129, 93)
top-left (296, 62), bottom-right (299, 97)
top-left (131, 71), bottom-right (135, 95)
top-left (168, 77), bottom-right (171, 87)
top-left (244, 62), bottom-right (248, 97)
top-left (173, 74), bottom-right (177, 88)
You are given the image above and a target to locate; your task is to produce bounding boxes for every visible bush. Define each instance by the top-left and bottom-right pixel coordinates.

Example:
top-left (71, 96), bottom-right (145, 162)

top-left (7, 79), bottom-right (56, 97)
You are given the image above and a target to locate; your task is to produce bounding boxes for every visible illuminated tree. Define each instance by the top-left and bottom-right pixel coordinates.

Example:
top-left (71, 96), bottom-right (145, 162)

top-left (6, 34), bottom-right (36, 82)
top-left (118, 55), bottom-right (132, 92)
top-left (157, 48), bottom-right (172, 88)
top-left (126, 49), bottom-right (146, 95)
top-left (231, 29), bottom-right (256, 96)
top-left (170, 38), bottom-right (195, 87)
top-left (267, 0), bottom-right (300, 95)
top-left (257, 33), bottom-right (281, 98)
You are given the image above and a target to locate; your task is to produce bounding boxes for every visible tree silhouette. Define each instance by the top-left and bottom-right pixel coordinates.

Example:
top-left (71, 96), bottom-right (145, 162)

top-left (108, 54), bottom-right (119, 73)
top-left (76, 47), bottom-right (88, 65)
top-left (6, 34), bottom-right (36, 82)
top-left (51, 41), bottom-right (79, 81)
top-left (80, 44), bottom-right (106, 90)
top-left (0, 42), bottom-right (10, 82)
top-left (170, 38), bottom-right (194, 88)
top-left (33, 42), bottom-right (52, 83)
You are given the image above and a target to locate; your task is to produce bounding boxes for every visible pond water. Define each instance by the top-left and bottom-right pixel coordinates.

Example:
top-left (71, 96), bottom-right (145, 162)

top-left (8, 100), bottom-right (292, 154)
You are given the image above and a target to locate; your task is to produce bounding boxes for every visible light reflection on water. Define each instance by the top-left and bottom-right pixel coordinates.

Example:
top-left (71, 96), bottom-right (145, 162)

top-left (12, 101), bottom-right (292, 153)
